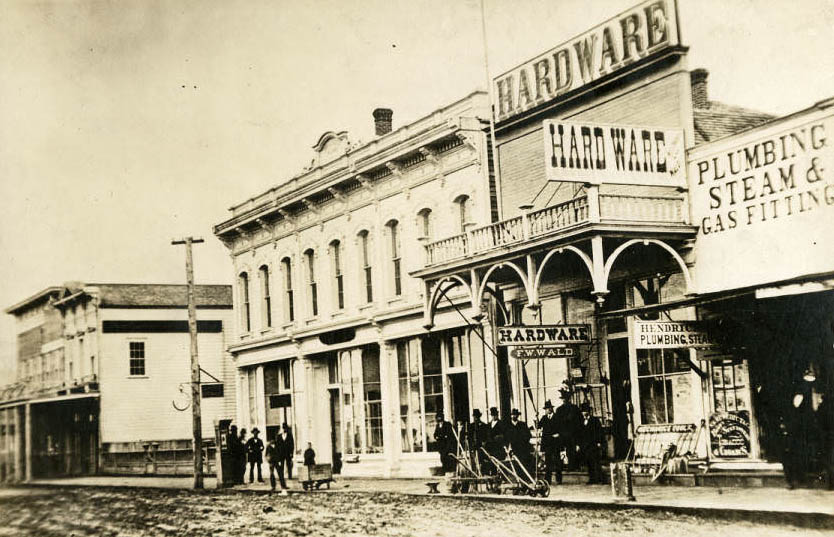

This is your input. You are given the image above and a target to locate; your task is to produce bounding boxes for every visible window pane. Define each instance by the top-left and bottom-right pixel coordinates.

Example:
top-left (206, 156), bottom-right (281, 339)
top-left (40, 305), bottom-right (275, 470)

top-left (639, 377), bottom-right (670, 424)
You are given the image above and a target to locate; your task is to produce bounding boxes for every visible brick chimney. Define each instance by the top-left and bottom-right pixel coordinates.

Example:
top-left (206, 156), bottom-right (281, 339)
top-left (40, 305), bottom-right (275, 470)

top-left (690, 68), bottom-right (709, 109)
top-left (373, 108), bottom-right (393, 136)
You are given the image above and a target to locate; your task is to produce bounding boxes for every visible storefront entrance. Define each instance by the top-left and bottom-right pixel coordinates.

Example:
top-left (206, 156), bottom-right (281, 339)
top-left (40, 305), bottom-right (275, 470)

top-left (448, 373), bottom-right (470, 425)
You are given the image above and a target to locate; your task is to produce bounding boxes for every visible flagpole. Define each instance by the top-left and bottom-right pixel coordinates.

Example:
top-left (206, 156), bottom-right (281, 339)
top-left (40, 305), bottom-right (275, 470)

top-left (480, 0), bottom-right (503, 220)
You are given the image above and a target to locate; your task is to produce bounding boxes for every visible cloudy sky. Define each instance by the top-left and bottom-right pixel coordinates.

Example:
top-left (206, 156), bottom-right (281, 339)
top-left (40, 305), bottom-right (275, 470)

top-left (1, 0), bottom-right (833, 379)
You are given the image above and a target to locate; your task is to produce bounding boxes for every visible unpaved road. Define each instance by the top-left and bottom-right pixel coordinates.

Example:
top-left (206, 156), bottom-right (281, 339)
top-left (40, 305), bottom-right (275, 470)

top-left (0, 487), bottom-right (829, 537)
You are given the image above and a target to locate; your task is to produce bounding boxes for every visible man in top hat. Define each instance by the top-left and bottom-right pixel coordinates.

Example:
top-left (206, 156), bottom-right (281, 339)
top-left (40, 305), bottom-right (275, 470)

top-left (246, 427), bottom-right (265, 483)
top-left (577, 403), bottom-right (605, 484)
top-left (483, 407), bottom-right (505, 474)
top-left (433, 411), bottom-right (455, 473)
top-left (469, 409), bottom-right (489, 472)
top-left (538, 400), bottom-right (559, 484)
top-left (555, 383), bottom-right (582, 472)
top-left (227, 424), bottom-right (243, 485)
top-left (505, 408), bottom-right (533, 474)
top-left (280, 423), bottom-right (295, 480)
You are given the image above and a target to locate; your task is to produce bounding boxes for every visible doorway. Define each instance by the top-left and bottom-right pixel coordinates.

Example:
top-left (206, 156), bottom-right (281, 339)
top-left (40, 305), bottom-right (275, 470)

top-left (328, 388), bottom-right (342, 473)
top-left (607, 338), bottom-right (632, 459)
top-left (448, 373), bottom-right (470, 425)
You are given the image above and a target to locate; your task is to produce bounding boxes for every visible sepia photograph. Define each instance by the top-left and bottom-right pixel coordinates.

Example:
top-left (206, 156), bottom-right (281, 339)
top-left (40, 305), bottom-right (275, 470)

top-left (0, 0), bottom-right (833, 535)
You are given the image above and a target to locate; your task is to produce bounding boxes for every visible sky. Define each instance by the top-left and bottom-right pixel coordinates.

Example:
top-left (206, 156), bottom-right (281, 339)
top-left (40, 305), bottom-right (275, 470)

top-left (2, 0), bottom-right (834, 381)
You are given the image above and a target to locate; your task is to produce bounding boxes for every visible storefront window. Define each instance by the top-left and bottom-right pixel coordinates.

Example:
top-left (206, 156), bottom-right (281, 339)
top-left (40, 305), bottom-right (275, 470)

top-left (422, 336), bottom-right (443, 452)
top-left (636, 348), bottom-right (690, 424)
top-left (338, 346), bottom-right (383, 454)
top-left (362, 346), bottom-right (383, 453)
top-left (397, 341), bottom-right (424, 453)
top-left (707, 358), bottom-right (752, 458)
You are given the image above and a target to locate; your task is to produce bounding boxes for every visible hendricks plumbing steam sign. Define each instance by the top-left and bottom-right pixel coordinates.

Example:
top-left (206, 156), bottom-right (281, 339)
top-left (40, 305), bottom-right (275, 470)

top-left (689, 105), bottom-right (834, 294)
top-left (634, 321), bottom-right (717, 349)
top-left (493, 0), bottom-right (680, 123)
top-left (543, 120), bottom-right (685, 186)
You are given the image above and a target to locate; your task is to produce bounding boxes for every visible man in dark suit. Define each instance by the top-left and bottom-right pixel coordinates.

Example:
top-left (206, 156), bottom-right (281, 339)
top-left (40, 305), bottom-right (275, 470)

top-left (505, 408), bottom-right (533, 475)
top-left (227, 425), bottom-right (243, 485)
top-left (266, 435), bottom-right (287, 494)
top-left (483, 407), bottom-right (505, 474)
top-left (577, 403), bottom-right (605, 484)
top-left (280, 423), bottom-right (295, 480)
top-left (433, 411), bottom-right (455, 473)
top-left (246, 427), bottom-right (265, 483)
top-left (538, 400), bottom-right (559, 484)
top-left (555, 385), bottom-right (582, 472)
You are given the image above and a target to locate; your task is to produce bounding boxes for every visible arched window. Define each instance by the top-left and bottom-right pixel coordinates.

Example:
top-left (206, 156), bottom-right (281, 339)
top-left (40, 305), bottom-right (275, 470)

top-left (304, 249), bottom-right (318, 317)
top-left (454, 195), bottom-right (471, 233)
top-left (239, 272), bottom-right (251, 332)
top-left (281, 257), bottom-right (294, 322)
top-left (330, 239), bottom-right (344, 310)
top-left (358, 230), bottom-right (373, 303)
top-left (386, 220), bottom-right (402, 296)
top-left (417, 208), bottom-right (432, 240)
top-left (259, 265), bottom-right (271, 328)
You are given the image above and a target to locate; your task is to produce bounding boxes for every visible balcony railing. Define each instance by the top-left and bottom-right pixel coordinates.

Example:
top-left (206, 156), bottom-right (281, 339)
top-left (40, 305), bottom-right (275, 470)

top-left (423, 189), bottom-right (687, 267)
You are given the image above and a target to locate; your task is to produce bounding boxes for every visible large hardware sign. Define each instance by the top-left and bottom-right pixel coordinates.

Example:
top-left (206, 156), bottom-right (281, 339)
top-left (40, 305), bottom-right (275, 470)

top-left (493, 0), bottom-right (680, 123)
top-left (497, 325), bottom-right (591, 346)
top-left (688, 105), bottom-right (834, 293)
top-left (543, 120), bottom-right (685, 186)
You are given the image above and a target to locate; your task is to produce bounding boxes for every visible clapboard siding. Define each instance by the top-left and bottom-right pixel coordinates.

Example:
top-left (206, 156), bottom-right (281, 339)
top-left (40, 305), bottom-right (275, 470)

top-left (498, 71), bottom-right (687, 218)
top-left (98, 307), bottom-right (236, 443)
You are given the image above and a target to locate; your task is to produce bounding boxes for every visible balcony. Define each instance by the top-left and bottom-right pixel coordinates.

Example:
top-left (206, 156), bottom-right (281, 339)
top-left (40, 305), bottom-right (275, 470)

top-left (423, 187), bottom-right (692, 269)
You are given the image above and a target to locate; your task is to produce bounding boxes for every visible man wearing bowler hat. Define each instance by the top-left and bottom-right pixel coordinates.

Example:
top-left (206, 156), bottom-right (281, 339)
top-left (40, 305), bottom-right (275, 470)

top-left (246, 427), bottom-right (265, 483)
top-left (538, 400), bottom-right (559, 484)
top-left (506, 408), bottom-right (533, 474)
top-left (555, 383), bottom-right (582, 473)
top-left (469, 409), bottom-right (489, 472)
top-left (484, 407), bottom-right (505, 473)
top-left (433, 411), bottom-right (455, 473)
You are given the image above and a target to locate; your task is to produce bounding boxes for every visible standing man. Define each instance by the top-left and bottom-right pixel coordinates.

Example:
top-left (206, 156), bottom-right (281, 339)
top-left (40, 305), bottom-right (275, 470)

top-left (469, 409), bottom-right (489, 472)
top-left (238, 428), bottom-right (248, 485)
top-left (265, 436), bottom-right (287, 494)
top-left (538, 400), bottom-right (559, 484)
top-left (433, 411), bottom-right (455, 473)
top-left (280, 423), bottom-right (295, 480)
top-left (506, 408), bottom-right (533, 475)
top-left (227, 425), bottom-right (242, 485)
top-left (555, 384), bottom-right (582, 474)
top-left (246, 427), bottom-right (265, 483)
top-left (577, 403), bottom-right (605, 484)
top-left (484, 407), bottom-right (505, 474)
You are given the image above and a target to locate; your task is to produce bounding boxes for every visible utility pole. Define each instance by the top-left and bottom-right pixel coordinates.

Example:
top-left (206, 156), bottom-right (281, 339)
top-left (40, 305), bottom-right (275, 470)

top-left (172, 236), bottom-right (205, 489)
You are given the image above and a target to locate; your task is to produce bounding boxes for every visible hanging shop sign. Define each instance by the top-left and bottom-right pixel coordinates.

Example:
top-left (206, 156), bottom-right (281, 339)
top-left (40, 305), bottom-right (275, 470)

top-left (708, 411), bottom-right (751, 458)
top-left (543, 120), bottom-right (685, 186)
top-left (493, 0), bottom-right (680, 123)
top-left (510, 346), bottom-right (576, 359)
top-left (689, 105), bottom-right (834, 294)
top-left (634, 320), bottom-right (718, 349)
top-left (497, 324), bottom-right (591, 346)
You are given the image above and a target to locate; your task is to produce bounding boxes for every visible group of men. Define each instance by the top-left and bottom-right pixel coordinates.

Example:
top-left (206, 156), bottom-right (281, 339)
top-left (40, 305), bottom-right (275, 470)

top-left (227, 423), bottom-right (296, 493)
top-left (433, 385), bottom-right (605, 485)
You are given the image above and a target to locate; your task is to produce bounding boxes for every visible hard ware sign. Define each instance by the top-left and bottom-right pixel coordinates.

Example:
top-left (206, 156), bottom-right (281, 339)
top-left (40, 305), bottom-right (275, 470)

top-left (497, 325), bottom-right (591, 346)
top-left (510, 346), bottom-right (575, 359)
top-left (543, 120), bottom-right (685, 187)
top-left (634, 320), bottom-right (718, 349)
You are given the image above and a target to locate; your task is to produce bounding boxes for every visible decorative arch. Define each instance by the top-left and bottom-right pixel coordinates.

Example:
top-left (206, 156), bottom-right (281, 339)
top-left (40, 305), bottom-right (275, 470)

top-left (533, 245), bottom-right (597, 299)
top-left (603, 239), bottom-right (694, 295)
top-left (426, 274), bottom-right (473, 327)
top-left (475, 261), bottom-right (532, 308)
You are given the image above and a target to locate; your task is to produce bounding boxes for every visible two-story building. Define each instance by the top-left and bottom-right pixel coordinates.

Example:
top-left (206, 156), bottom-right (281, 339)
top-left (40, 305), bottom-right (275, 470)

top-left (0, 282), bottom-right (237, 481)
top-left (414, 0), bottom-right (832, 484)
top-left (214, 93), bottom-right (498, 477)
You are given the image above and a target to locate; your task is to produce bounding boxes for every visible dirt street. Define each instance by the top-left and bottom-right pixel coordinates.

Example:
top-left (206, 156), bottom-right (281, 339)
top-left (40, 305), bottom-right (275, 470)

top-left (0, 487), bottom-right (829, 537)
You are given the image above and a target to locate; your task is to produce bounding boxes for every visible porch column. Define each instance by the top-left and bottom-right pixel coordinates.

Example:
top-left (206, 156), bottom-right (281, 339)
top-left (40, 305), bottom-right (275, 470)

top-left (590, 235), bottom-right (609, 301)
top-left (14, 406), bottom-right (23, 481)
top-left (380, 340), bottom-right (399, 477)
top-left (24, 403), bottom-right (32, 482)
top-left (254, 365), bottom-right (267, 434)
top-left (303, 358), bottom-right (315, 456)
top-left (237, 369), bottom-right (249, 427)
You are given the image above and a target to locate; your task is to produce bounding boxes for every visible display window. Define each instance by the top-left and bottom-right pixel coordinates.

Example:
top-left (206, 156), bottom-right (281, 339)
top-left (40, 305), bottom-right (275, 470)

top-left (707, 357), bottom-right (753, 459)
top-left (636, 348), bottom-right (690, 424)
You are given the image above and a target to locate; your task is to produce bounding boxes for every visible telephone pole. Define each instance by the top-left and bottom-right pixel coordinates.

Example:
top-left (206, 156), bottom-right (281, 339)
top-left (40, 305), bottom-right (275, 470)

top-left (172, 236), bottom-right (205, 489)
